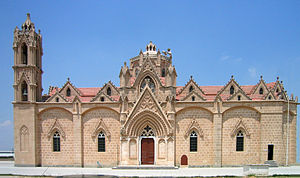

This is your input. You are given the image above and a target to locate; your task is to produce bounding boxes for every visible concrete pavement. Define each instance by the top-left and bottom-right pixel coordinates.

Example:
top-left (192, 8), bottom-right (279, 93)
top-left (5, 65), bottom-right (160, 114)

top-left (0, 161), bottom-right (300, 177)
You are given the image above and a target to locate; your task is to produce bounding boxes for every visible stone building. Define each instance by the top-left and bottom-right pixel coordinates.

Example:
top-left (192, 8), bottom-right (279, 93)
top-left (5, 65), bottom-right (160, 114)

top-left (13, 14), bottom-right (298, 167)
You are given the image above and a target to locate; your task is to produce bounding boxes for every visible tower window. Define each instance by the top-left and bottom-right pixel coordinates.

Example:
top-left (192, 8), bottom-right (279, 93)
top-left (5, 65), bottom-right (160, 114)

top-left (107, 87), bottom-right (111, 96)
top-left (189, 86), bottom-right (194, 93)
top-left (230, 86), bottom-right (234, 95)
top-left (259, 88), bottom-right (263, 95)
top-left (53, 131), bottom-right (60, 152)
top-left (140, 76), bottom-right (155, 92)
top-left (21, 43), bottom-right (28, 65)
top-left (98, 131), bottom-right (105, 152)
top-left (100, 97), bottom-right (105, 102)
top-left (56, 97), bottom-right (59, 102)
top-left (190, 131), bottom-right (197, 152)
top-left (237, 95), bottom-right (241, 101)
top-left (66, 88), bottom-right (71, 97)
top-left (161, 68), bottom-right (166, 77)
top-left (21, 81), bottom-right (28, 101)
top-left (236, 130), bottom-right (244, 151)
top-left (192, 96), bottom-right (195, 101)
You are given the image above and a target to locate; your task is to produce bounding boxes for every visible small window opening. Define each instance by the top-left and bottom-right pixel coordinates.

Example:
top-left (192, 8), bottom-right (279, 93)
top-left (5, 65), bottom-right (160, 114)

top-left (236, 130), bottom-right (244, 151)
top-left (276, 88), bottom-right (279, 93)
top-left (56, 97), bottom-right (59, 102)
top-left (150, 45), bottom-right (152, 51)
top-left (268, 96), bottom-right (272, 100)
top-left (53, 131), bottom-right (60, 152)
top-left (161, 68), bottom-right (166, 77)
top-left (100, 97), bottom-right (105, 102)
top-left (192, 96), bottom-right (195, 101)
top-left (189, 86), bottom-right (194, 93)
top-left (21, 81), bottom-right (28, 101)
top-left (237, 95), bottom-right (241, 101)
top-left (230, 86), bottom-right (234, 95)
top-left (98, 131), bottom-right (105, 152)
top-left (259, 88), bottom-right (264, 95)
top-left (66, 88), bottom-right (71, 97)
top-left (107, 87), bottom-right (111, 96)
top-left (190, 131), bottom-right (197, 152)
top-left (22, 43), bottom-right (28, 65)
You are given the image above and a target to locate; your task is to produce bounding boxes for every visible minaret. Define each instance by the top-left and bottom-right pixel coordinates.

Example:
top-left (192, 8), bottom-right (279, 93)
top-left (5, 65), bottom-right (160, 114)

top-left (13, 13), bottom-right (43, 102)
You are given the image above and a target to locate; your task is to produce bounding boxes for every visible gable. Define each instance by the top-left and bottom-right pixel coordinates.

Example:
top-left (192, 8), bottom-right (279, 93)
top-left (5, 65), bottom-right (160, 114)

top-left (216, 77), bottom-right (246, 100)
top-left (177, 77), bottom-right (205, 98)
top-left (59, 80), bottom-right (81, 98)
top-left (90, 81), bottom-right (119, 102)
top-left (227, 90), bottom-right (251, 101)
top-left (252, 78), bottom-right (269, 95)
top-left (91, 91), bottom-right (114, 102)
top-left (46, 92), bottom-right (68, 103)
top-left (181, 90), bottom-right (206, 101)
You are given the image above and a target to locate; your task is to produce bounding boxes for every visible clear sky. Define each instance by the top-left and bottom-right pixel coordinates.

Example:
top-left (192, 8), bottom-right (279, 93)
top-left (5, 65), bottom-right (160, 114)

top-left (0, 1), bottom-right (299, 161)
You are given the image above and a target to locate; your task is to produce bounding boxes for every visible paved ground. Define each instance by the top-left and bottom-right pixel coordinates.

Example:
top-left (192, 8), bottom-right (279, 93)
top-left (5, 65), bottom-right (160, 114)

top-left (0, 161), bottom-right (300, 177)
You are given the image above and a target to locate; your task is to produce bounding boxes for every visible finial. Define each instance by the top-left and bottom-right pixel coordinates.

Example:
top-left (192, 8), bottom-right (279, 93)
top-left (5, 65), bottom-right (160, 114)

top-left (124, 62), bottom-right (126, 66)
top-left (231, 75), bottom-right (234, 79)
top-left (167, 48), bottom-right (171, 52)
top-left (67, 77), bottom-right (70, 81)
top-left (280, 81), bottom-right (283, 84)
top-left (190, 75), bottom-right (193, 79)
top-left (260, 75), bottom-right (263, 79)
top-left (38, 29), bottom-right (41, 34)
top-left (27, 13), bottom-right (30, 19)
top-left (139, 49), bottom-right (143, 54)
top-left (277, 76), bottom-right (279, 80)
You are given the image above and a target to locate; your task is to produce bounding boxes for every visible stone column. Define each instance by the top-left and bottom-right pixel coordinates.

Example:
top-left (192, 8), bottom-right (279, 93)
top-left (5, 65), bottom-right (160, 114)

top-left (213, 113), bottom-right (222, 167)
top-left (73, 103), bottom-right (83, 167)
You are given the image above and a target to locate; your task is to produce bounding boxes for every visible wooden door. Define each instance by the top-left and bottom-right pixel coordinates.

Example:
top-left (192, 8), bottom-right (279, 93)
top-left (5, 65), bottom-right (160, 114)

top-left (141, 138), bottom-right (154, 164)
top-left (268, 144), bottom-right (274, 160)
top-left (181, 155), bottom-right (188, 165)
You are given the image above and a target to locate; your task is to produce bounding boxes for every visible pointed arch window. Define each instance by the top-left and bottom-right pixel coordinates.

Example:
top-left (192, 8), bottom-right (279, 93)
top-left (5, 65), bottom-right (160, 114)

top-left (189, 86), bottom-right (194, 93)
top-left (230, 86), bottom-right (235, 95)
top-left (259, 88), bottom-right (264, 95)
top-left (237, 95), bottom-right (241, 101)
top-left (140, 76), bottom-right (155, 92)
top-left (53, 131), bottom-right (60, 152)
top-left (66, 88), bottom-right (71, 97)
top-left (236, 130), bottom-right (244, 151)
top-left (161, 68), bottom-right (166, 77)
top-left (21, 81), bottom-right (28, 101)
top-left (21, 43), bottom-right (28, 65)
top-left (190, 131), bottom-right (197, 152)
top-left (100, 97), bottom-right (105, 102)
top-left (107, 87), bottom-right (111, 96)
top-left (56, 97), bottom-right (59, 102)
top-left (98, 131), bottom-right (105, 152)
top-left (192, 96), bottom-right (195, 101)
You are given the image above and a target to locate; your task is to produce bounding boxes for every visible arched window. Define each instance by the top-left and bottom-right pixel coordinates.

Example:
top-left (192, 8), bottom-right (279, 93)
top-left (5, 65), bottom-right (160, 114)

top-left (66, 88), bottom-right (71, 97)
top-left (189, 86), bottom-right (194, 93)
top-left (259, 88), bottom-right (264, 95)
top-left (22, 43), bottom-right (28, 65)
top-left (21, 81), bottom-right (28, 101)
top-left (237, 95), bottom-right (241, 101)
top-left (276, 88), bottom-right (279, 93)
top-left (230, 86), bottom-right (234, 95)
top-left (268, 96), bottom-right (272, 100)
top-left (107, 87), bottom-right (111, 96)
top-left (56, 97), bottom-right (59, 102)
top-left (140, 76), bottom-right (155, 92)
top-left (161, 68), bottom-right (166, 77)
top-left (53, 131), bottom-right (60, 152)
top-left (236, 130), bottom-right (244, 151)
top-left (191, 96), bottom-right (195, 101)
top-left (98, 131), bottom-right (105, 152)
top-left (190, 131), bottom-right (197, 152)
top-left (100, 97), bottom-right (105, 102)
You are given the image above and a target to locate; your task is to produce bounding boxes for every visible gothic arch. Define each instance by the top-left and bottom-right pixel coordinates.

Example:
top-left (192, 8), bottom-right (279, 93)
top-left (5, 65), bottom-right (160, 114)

top-left (81, 106), bottom-right (119, 117)
top-left (222, 106), bottom-right (261, 117)
top-left (134, 70), bottom-right (162, 90)
top-left (91, 118), bottom-right (111, 140)
top-left (38, 107), bottom-right (73, 118)
top-left (176, 106), bottom-right (213, 117)
top-left (125, 110), bottom-right (170, 136)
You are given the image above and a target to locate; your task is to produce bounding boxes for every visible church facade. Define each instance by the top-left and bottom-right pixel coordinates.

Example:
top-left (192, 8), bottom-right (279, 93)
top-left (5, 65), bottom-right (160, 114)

top-left (13, 14), bottom-right (298, 167)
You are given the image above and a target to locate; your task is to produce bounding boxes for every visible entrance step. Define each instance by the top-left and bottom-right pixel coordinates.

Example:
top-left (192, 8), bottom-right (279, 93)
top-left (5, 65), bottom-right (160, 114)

top-left (113, 165), bottom-right (179, 169)
top-left (264, 160), bottom-right (278, 167)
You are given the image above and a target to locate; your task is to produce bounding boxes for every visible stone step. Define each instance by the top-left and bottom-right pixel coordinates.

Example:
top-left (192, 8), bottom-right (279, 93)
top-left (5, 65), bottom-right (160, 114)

top-left (113, 165), bottom-right (179, 169)
top-left (264, 160), bottom-right (278, 167)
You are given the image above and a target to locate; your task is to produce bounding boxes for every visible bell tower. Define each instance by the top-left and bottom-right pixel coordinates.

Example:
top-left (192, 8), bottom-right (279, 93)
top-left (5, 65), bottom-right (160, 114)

top-left (13, 13), bottom-right (43, 102)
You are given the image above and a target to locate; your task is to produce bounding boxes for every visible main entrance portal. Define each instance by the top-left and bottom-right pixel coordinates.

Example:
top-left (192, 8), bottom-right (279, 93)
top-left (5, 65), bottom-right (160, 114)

top-left (141, 138), bottom-right (154, 164)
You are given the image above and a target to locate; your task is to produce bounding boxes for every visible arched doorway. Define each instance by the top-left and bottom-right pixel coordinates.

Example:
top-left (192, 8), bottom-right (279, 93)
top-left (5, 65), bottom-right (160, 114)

top-left (140, 125), bottom-right (155, 165)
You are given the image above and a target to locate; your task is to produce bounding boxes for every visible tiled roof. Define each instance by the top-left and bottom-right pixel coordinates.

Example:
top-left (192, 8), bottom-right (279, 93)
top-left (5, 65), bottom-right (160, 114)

top-left (48, 82), bottom-right (277, 102)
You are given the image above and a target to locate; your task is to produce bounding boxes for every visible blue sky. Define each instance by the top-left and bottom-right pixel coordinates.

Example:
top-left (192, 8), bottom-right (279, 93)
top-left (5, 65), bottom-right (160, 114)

top-left (0, 1), bottom-right (299, 161)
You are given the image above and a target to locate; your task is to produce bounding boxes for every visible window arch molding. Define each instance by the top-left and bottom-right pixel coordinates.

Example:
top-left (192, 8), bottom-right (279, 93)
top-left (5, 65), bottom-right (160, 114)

top-left (139, 76), bottom-right (156, 93)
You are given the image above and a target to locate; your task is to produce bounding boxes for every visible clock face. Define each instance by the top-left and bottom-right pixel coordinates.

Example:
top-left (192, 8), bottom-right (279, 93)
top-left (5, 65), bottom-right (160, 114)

top-left (140, 76), bottom-right (155, 92)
